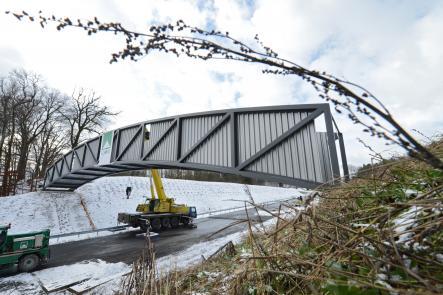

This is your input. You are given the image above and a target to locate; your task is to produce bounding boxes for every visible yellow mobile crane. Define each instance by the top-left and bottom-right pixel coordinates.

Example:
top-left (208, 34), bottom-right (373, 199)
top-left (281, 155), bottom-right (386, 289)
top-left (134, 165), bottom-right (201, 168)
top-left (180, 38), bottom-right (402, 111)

top-left (118, 169), bottom-right (197, 231)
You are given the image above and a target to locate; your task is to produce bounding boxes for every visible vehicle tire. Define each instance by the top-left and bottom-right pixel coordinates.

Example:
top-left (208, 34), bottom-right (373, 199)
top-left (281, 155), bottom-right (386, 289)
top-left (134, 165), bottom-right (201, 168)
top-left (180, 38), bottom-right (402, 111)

top-left (161, 217), bottom-right (170, 229)
top-left (182, 217), bottom-right (190, 226)
top-left (151, 218), bottom-right (161, 231)
top-left (140, 222), bottom-right (149, 232)
top-left (170, 217), bottom-right (179, 228)
top-left (18, 254), bottom-right (40, 272)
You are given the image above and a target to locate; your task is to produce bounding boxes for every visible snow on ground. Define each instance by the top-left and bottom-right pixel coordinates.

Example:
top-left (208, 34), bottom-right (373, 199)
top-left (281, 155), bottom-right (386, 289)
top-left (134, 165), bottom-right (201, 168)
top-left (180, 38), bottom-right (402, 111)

top-left (0, 191), bottom-right (91, 235)
top-left (96, 207), bottom-right (304, 293)
top-left (0, 201), bottom-right (306, 294)
top-left (0, 234), bottom-right (241, 294)
top-left (392, 205), bottom-right (420, 245)
top-left (77, 176), bottom-right (308, 229)
top-left (157, 229), bottom-right (245, 273)
top-left (1, 176), bottom-right (306, 236)
top-left (0, 259), bottom-right (130, 295)
top-left (157, 204), bottom-right (303, 274)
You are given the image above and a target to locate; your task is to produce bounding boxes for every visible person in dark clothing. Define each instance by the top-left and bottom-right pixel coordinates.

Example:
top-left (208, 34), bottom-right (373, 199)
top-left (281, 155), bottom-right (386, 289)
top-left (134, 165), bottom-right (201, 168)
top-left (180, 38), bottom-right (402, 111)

top-left (126, 186), bottom-right (132, 199)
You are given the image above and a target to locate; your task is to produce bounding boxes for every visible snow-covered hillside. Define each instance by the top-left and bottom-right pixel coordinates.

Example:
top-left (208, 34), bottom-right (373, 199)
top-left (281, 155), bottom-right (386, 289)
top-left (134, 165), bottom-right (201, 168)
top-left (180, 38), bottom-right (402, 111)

top-left (0, 191), bottom-right (91, 235)
top-left (1, 176), bottom-right (307, 235)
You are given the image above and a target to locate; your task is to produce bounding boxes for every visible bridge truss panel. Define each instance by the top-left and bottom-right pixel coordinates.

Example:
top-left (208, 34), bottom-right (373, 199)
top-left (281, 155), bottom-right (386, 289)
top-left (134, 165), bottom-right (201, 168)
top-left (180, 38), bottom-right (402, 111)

top-left (43, 103), bottom-right (348, 190)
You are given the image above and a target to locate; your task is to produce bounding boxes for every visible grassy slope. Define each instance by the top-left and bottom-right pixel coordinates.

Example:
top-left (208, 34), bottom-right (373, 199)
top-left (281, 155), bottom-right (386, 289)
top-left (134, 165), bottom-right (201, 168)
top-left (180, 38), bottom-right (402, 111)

top-left (123, 140), bottom-right (443, 295)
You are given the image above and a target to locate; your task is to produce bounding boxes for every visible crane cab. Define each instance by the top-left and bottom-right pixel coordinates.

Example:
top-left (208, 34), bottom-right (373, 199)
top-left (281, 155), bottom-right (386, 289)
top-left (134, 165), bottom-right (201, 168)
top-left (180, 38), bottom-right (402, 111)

top-left (189, 207), bottom-right (197, 218)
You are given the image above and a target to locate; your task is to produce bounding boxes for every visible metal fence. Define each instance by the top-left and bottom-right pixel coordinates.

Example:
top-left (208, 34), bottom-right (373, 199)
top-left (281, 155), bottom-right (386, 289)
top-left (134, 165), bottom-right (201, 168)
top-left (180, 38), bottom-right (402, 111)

top-left (43, 103), bottom-right (348, 190)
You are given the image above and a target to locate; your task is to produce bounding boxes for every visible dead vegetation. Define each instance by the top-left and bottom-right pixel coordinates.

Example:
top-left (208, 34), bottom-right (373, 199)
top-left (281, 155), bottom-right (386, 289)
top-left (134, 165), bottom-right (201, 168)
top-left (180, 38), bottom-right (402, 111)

top-left (120, 139), bottom-right (443, 294)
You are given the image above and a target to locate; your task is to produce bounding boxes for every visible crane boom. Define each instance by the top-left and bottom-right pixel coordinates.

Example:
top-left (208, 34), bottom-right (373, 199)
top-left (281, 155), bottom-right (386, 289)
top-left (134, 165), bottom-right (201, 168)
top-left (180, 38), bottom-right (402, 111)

top-left (151, 169), bottom-right (167, 201)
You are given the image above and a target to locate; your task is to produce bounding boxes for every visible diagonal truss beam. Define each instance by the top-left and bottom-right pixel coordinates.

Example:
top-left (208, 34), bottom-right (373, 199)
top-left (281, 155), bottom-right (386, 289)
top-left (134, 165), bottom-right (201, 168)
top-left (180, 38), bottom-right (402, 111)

top-left (142, 119), bottom-right (177, 160)
top-left (85, 142), bottom-right (98, 163)
top-left (178, 113), bottom-right (230, 163)
top-left (63, 155), bottom-right (72, 172)
top-left (116, 125), bottom-right (143, 161)
top-left (237, 107), bottom-right (323, 170)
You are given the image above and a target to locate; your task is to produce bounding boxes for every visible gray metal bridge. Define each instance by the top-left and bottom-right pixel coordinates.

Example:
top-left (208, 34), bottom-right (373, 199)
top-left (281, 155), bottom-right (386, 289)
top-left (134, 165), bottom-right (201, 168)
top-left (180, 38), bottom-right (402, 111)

top-left (43, 103), bottom-right (348, 190)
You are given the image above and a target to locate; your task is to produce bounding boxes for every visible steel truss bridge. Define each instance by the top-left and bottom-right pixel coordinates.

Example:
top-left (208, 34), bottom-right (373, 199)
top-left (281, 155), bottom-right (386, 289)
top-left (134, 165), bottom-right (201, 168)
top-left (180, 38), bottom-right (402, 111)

top-left (43, 104), bottom-right (348, 190)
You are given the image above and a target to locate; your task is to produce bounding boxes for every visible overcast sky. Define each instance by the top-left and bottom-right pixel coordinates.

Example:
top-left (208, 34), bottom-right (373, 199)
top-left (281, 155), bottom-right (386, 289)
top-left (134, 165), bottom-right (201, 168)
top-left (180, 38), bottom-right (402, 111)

top-left (0, 0), bottom-right (442, 168)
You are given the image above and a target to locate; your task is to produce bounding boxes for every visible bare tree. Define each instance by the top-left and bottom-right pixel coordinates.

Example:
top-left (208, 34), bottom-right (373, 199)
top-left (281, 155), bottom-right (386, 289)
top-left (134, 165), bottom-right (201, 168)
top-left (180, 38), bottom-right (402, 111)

top-left (60, 88), bottom-right (118, 148)
top-left (0, 75), bottom-right (19, 166)
top-left (13, 70), bottom-right (63, 180)
top-left (30, 93), bottom-right (68, 178)
top-left (8, 11), bottom-right (442, 170)
top-left (0, 71), bottom-right (32, 194)
top-left (0, 70), bottom-right (118, 194)
top-left (31, 121), bottom-right (68, 178)
top-left (0, 67), bottom-right (116, 195)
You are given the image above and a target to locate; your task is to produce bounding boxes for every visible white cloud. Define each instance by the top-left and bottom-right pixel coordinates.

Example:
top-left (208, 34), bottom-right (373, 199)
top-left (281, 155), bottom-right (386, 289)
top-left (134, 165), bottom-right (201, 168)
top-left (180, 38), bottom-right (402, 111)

top-left (0, 0), bottom-right (442, 167)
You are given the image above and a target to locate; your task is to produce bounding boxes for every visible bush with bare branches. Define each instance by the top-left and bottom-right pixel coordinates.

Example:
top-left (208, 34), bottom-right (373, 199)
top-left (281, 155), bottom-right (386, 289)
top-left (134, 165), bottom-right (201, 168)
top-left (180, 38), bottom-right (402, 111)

top-left (119, 139), bottom-right (442, 294)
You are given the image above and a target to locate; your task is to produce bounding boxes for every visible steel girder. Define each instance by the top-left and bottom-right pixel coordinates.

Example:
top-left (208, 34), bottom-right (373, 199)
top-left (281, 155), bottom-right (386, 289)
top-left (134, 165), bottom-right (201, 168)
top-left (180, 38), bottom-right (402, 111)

top-left (43, 103), bottom-right (348, 190)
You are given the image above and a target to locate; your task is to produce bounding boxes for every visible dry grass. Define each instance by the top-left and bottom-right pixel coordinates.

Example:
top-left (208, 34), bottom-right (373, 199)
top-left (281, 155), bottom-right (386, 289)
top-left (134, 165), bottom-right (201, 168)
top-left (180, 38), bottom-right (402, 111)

top-left (120, 139), bottom-right (443, 295)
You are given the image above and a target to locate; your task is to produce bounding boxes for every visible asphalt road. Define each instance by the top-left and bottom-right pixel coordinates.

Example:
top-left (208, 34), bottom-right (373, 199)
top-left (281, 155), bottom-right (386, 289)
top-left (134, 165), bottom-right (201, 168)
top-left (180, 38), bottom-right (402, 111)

top-left (0, 204), bottom-right (280, 277)
top-left (47, 204), bottom-right (277, 267)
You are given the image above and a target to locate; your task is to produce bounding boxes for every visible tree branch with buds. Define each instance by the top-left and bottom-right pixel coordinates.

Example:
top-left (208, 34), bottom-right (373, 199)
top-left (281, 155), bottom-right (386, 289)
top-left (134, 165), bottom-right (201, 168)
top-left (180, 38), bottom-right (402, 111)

top-left (7, 10), bottom-right (442, 170)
